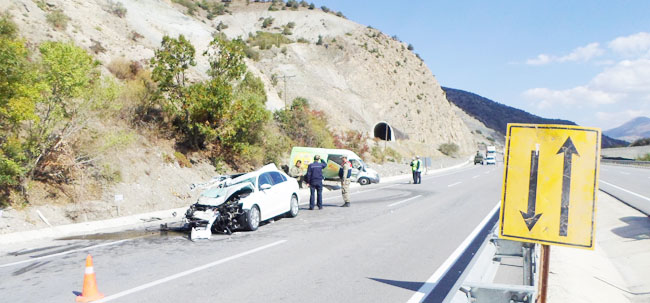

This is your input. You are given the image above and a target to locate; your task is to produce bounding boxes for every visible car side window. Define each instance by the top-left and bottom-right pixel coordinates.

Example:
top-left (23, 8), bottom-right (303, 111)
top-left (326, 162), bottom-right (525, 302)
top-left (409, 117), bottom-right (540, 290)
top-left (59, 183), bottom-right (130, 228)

top-left (258, 173), bottom-right (273, 190)
top-left (270, 172), bottom-right (285, 184)
top-left (328, 154), bottom-right (344, 166)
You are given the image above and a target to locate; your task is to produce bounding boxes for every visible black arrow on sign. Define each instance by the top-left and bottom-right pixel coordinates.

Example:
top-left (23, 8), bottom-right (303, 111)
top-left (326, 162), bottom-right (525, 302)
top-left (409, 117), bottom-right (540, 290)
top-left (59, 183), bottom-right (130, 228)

top-left (557, 136), bottom-right (579, 237)
top-left (520, 149), bottom-right (542, 231)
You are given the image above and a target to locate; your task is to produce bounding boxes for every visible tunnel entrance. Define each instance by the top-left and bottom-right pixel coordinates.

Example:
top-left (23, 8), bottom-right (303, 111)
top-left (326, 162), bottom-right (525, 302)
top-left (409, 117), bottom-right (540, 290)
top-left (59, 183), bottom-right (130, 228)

top-left (374, 122), bottom-right (394, 141)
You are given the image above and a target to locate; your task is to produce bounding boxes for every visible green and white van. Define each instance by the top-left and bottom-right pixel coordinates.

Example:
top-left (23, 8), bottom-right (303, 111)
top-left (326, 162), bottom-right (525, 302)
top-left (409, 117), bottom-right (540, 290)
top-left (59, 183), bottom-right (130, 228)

top-left (289, 147), bottom-right (380, 185)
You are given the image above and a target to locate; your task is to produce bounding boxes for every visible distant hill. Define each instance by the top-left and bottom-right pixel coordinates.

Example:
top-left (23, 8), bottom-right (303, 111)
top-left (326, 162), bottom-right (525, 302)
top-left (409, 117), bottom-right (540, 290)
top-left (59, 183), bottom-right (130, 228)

top-left (604, 116), bottom-right (650, 142)
top-left (442, 87), bottom-right (628, 148)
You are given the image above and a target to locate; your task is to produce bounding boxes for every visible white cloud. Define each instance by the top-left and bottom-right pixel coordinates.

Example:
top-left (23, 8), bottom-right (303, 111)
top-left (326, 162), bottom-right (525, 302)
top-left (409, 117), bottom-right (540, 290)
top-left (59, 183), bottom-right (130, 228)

top-left (590, 59), bottom-right (650, 93)
top-left (557, 43), bottom-right (604, 62)
top-left (524, 58), bottom-right (650, 110)
top-left (523, 86), bottom-right (619, 109)
top-left (526, 43), bottom-right (604, 65)
top-left (520, 32), bottom-right (650, 129)
top-left (526, 54), bottom-right (552, 65)
top-left (608, 32), bottom-right (650, 58)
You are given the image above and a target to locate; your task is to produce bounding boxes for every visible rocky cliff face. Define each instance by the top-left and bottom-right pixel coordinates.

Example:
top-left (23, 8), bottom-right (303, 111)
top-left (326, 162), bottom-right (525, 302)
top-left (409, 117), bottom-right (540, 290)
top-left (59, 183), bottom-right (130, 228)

top-left (2, 0), bottom-right (475, 156)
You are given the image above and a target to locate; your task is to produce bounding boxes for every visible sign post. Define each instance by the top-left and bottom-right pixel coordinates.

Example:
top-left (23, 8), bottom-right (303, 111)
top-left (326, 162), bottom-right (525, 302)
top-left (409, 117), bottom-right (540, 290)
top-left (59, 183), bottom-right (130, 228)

top-left (498, 123), bottom-right (601, 302)
top-left (114, 194), bottom-right (124, 216)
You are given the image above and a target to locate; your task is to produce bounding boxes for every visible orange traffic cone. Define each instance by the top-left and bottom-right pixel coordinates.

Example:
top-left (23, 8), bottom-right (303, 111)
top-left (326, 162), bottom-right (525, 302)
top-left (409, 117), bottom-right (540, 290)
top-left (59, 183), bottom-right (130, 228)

top-left (76, 254), bottom-right (104, 302)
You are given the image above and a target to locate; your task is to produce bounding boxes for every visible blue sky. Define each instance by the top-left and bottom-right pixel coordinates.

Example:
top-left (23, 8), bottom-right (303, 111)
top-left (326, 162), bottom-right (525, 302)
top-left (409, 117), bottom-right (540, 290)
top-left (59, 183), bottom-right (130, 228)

top-left (318, 1), bottom-right (650, 130)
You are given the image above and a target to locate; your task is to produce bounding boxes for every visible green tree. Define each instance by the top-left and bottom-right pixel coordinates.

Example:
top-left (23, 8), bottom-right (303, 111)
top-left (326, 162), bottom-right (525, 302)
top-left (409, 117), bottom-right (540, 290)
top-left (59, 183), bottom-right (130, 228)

top-left (0, 38), bottom-right (39, 131)
top-left (262, 17), bottom-right (274, 28)
top-left (151, 35), bottom-right (196, 98)
top-left (185, 79), bottom-right (233, 147)
top-left (274, 97), bottom-right (334, 148)
top-left (204, 36), bottom-right (247, 82)
top-left (150, 35), bottom-right (197, 142)
top-left (29, 41), bottom-right (98, 178)
top-left (0, 15), bottom-right (40, 203)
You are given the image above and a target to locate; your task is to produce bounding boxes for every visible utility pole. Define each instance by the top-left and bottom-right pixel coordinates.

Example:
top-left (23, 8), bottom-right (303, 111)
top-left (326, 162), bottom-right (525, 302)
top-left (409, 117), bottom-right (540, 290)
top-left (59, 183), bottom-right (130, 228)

top-left (282, 75), bottom-right (296, 108)
top-left (384, 124), bottom-right (388, 149)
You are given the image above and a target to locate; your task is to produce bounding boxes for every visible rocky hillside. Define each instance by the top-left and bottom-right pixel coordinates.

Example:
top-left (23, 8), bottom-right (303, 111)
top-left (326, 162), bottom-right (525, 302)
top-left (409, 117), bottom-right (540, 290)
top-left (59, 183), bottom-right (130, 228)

top-left (0, 0), bottom-right (477, 232)
top-left (604, 116), bottom-right (650, 142)
top-left (442, 87), bottom-right (629, 148)
top-left (1, 0), bottom-right (475, 156)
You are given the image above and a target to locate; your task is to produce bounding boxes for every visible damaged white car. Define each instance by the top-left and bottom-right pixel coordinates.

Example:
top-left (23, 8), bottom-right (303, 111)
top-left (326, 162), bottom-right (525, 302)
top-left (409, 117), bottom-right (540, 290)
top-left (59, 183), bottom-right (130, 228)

top-left (184, 164), bottom-right (300, 240)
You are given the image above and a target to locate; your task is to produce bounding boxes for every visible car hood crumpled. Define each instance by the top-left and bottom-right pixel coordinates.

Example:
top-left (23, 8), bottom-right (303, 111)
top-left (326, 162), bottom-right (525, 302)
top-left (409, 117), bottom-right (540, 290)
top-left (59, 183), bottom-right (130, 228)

top-left (197, 182), bottom-right (254, 206)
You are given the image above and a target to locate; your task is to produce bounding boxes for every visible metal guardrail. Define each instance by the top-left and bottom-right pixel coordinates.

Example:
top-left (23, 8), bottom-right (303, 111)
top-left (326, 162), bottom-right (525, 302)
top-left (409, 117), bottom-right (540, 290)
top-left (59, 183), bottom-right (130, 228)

top-left (600, 159), bottom-right (650, 167)
top-left (447, 228), bottom-right (540, 303)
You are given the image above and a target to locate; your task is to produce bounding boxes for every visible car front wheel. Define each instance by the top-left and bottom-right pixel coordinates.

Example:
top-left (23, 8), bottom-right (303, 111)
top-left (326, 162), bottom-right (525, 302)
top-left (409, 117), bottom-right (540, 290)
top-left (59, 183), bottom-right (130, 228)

top-left (359, 177), bottom-right (370, 185)
top-left (243, 205), bottom-right (260, 231)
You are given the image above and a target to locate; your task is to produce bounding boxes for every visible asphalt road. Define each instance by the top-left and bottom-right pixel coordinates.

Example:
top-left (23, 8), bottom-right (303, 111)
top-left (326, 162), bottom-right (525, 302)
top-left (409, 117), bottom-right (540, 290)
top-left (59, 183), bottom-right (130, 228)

top-left (599, 164), bottom-right (650, 215)
top-left (0, 164), bottom-right (503, 303)
top-left (2, 162), bottom-right (645, 303)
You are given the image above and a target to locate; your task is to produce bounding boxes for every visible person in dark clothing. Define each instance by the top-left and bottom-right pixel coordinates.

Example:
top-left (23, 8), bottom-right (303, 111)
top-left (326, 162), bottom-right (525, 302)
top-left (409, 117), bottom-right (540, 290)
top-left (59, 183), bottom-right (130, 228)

top-left (305, 155), bottom-right (327, 210)
top-left (409, 157), bottom-right (417, 184)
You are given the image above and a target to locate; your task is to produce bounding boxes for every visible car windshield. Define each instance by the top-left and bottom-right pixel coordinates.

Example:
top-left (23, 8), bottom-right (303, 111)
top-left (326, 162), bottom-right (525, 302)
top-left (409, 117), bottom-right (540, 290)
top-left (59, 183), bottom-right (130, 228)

top-left (201, 187), bottom-right (229, 198)
top-left (355, 159), bottom-right (365, 169)
top-left (233, 176), bottom-right (256, 188)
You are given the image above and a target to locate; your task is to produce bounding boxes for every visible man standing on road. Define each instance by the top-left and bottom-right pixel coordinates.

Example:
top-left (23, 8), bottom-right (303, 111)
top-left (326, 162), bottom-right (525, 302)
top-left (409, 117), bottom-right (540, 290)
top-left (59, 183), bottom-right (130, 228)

top-left (410, 157), bottom-right (417, 184)
top-left (289, 160), bottom-right (304, 188)
top-left (339, 156), bottom-right (352, 207)
top-left (306, 155), bottom-right (327, 210)
top-left (414, 156), bottom-right (423, 184)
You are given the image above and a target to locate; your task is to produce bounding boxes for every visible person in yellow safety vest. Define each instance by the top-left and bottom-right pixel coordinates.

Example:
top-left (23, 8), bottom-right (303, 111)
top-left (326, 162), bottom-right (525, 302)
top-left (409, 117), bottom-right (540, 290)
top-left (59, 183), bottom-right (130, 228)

top-left (410, 156), bottom-right (422, 184)
top-left (414, 156), bottom-right (423, 184)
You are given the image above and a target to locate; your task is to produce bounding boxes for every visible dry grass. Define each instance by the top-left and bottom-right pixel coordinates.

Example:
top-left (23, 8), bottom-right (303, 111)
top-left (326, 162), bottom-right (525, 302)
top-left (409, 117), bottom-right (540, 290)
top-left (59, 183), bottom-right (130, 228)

top-left (46, 9), bottom-right (69, 30)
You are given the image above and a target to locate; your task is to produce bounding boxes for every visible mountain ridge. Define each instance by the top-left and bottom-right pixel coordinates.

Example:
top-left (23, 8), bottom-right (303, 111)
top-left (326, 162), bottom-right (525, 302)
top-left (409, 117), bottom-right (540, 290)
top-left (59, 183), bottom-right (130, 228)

top-left (442, 87), bottom-right (628, 148)
top-left (604, 116), bottom-right (650, 142)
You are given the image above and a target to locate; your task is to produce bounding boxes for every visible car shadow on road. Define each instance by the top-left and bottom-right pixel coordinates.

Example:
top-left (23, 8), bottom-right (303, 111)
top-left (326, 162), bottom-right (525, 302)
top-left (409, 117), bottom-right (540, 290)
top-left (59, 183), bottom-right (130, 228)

top-left (611, 216), bottom-right (650, 241)
top-left (298, 203), bottom-right (341, 210)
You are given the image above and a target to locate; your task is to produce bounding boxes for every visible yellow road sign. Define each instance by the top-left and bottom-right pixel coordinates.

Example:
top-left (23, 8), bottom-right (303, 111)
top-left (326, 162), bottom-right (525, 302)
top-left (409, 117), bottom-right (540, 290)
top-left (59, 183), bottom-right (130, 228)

top-left (499, 124), bottom-right (601, 249)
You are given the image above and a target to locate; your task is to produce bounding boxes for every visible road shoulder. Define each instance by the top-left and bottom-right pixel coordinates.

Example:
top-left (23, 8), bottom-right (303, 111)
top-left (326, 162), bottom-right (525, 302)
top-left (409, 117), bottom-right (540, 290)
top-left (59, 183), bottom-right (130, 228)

top-left (549, 192), bottom-right (650, 303)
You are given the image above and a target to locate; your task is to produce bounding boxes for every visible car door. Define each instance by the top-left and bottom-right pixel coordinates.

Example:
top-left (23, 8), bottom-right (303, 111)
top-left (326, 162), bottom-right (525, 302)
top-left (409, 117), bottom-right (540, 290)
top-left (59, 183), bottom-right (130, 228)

top-left (269, 171), bottom-right (290, 215)
top-left (257, 172), bottom-right (277, 220)
top-left (349, 159), bottom-right (362, 180)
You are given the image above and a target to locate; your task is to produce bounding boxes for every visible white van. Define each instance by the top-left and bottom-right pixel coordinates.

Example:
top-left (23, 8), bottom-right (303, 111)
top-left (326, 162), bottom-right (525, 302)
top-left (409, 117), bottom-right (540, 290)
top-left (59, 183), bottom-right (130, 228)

top-left (289, 147), bottom-right (380, 185)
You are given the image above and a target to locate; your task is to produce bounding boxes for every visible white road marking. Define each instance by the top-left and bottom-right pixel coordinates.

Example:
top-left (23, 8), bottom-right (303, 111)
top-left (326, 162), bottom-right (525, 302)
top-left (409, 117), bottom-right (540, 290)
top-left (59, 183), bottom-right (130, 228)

top-left (484, 171), bottom-right (490, 174)
top-left (447, 182), bottom-right (462, 187)
top-left (423, 167), bottom-right (477, 180)
top-left (387, 195), bottom-right (422, 207)
top-left (619, 171), bottom-right (630, 175)
top-left (406, 202), bottom-right (500, 303)
top-left (95, 240), bottom-right (287, 302)
top-left (302, 164), bottom-right (472, 205)
top-left (355, 183), bottom-right (399, 195)
top-left (600, 180), bottom-right (650, 202)
top-left (472, 175), bottom-right (480, 179)
top-left (0, 240), bottom-right (130, 268)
